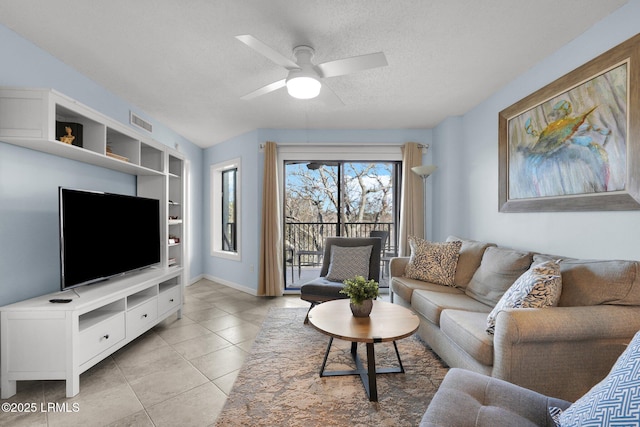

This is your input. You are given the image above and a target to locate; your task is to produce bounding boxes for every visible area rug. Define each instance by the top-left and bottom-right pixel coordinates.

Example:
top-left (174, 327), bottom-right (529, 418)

top-left (214, 307), bottom-right (449, 426)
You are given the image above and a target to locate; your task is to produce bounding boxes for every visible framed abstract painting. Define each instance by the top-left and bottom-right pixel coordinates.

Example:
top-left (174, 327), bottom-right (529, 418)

top-left (499, 33), bottom-right (640, 212)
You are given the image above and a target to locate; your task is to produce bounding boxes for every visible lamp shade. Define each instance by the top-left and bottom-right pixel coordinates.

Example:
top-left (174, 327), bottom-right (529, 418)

top-left (286, 76), bottom-right (321, 99)
top-left (411, 164), bottom-right (438, 177)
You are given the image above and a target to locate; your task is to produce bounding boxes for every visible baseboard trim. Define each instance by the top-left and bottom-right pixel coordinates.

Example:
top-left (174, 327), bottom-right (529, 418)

top-left (202, 274), bottom-right (258, 296)
top-left (188, 274), bottom-right (205, 286)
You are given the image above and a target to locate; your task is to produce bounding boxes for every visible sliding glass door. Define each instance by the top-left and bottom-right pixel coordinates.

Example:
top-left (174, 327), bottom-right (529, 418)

top-left (283, 160), bottom-right (400, 289)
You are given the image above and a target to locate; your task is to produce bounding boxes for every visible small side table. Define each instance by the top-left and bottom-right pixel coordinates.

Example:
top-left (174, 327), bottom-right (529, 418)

top-left (308, 299), bottom-right (419, 401)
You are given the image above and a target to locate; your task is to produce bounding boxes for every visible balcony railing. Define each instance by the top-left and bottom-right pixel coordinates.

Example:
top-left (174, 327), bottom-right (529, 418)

top-left (283, 221), bottom-right (395, 287)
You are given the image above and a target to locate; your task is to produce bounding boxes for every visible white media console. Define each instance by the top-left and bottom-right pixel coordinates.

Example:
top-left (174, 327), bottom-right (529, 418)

top-left (1, 267), bottom-right (182, 398)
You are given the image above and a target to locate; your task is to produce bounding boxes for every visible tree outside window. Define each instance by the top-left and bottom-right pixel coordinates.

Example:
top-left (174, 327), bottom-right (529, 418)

top-left (284, 161), bottom-right (399, 287)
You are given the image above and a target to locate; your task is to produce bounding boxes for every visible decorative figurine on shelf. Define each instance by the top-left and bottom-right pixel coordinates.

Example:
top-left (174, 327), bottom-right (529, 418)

top-left (56, 121), bottom-right (83, 147)
top-left (59, 126), bottom-right (75, 145)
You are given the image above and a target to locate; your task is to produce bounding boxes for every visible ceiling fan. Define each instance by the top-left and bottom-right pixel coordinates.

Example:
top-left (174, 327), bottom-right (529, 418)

top-left (236, 35), bottom-right (388, 102)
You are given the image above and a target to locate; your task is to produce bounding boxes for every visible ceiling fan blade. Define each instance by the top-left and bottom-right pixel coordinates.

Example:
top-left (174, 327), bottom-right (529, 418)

top-left (316, 52), bottom-right (387, 78)
top-left (319, 83), bottom-right (345, 107)
top-left (240, 79), bottom-right (286, 100)
top-left (236, 35), bottom-right (300, 71)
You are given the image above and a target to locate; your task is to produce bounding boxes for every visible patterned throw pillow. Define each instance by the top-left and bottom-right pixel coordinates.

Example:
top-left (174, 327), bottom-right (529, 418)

top-left (404, 237), bottom-right (462, 287)
top-left (486, 260), bottom-right (562, 335)
top-left (550, 330), bottom-right (640, 426)
top-left (325, 245), bottom-right (373, 282)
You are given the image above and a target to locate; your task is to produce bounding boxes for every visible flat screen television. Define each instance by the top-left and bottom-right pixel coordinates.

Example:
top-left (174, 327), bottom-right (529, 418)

top-left (59, 187), bottom-right (161, 290)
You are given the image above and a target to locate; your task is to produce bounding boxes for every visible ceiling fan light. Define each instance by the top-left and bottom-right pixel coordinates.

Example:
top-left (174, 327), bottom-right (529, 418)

top-left (286, 76), bottom-right (321, 99)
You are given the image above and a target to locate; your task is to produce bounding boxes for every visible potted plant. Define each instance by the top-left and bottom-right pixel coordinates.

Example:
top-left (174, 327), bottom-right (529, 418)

top-left (340, 275), bottom-right (379, 317)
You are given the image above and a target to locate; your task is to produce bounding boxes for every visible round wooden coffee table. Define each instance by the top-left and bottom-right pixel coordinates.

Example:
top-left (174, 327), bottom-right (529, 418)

top-left (308, 299), bottom-right (419, 401)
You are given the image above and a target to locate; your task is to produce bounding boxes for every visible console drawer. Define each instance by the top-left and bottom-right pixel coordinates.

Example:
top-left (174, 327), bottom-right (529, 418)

top-left (158, 286), bottom-right (181, 315)
top-left (79, 312), bottom-right (125, 365)
top-left (126, 298), bottom-right (158, 338)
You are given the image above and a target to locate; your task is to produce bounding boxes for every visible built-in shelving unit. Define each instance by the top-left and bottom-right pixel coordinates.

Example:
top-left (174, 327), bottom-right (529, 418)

top-left (168, 153), bottom-right (185, 268)
top-left (0, 88), bottom-right (169, 176)
top-left (0, 87), bottom-right (189, 398)
top-left (0, 86), bottom-right (188, 272)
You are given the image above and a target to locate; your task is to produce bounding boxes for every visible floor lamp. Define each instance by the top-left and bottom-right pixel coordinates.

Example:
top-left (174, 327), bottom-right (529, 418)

top-left (411, 164), bottom-right (437, 240)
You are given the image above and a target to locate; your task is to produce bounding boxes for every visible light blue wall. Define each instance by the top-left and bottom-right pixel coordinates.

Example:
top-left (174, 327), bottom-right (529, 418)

top-left (0, 24), bottom-right (203, 305)
top-left (431, 0), bottom-right (640, 260)
top-left (3, 0), bottom-right (639, 304)
top-left (431, 116), bottom-right (466, 240)
top-left (203, 130), bottom-right (262, 292)
top-left (203, 128), bottom-right (431, 293)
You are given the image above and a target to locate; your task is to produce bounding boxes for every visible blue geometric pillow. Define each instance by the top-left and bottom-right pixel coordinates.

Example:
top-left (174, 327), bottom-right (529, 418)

top-left (550, 330), bottom-right (640, 426)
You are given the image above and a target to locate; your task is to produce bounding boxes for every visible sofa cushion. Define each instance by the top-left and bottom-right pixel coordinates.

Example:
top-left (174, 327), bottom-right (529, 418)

top-left (551, 330), bottom-right (640, 426)
top-left (486, 260), bottom-right (562, 335)
top-left (420, 369), bottom-right (572, 427)
top-left (405, 237), bottom-right (462, 287)
top-left (440, 310), bottom-right (495, 366)
top-left (535, 254), bottom-right (640, 307)
top-left (412, 289), bottom-right (491, 326)
top-left (391, 276), bottom-right (461, 305)
top-left (465, 247), bottom-right (533, 306)
top-left (325, 245), bottom-right (372, 282)
top-left (446, 236), bottom-right (496, 288)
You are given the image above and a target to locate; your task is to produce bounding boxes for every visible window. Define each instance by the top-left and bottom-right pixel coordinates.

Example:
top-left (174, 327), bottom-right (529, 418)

top-left (277, 144), bottom-right (404, 288)
top-left (221, 168), bottom-right (237, 251)
top-left (211, 158), bottom-right (241, 260)
top-left (283, 159), bottom-right (401, 289)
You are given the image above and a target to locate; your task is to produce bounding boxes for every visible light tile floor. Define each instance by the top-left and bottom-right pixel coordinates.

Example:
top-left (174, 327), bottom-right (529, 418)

top-left (1, 279), bottom-right (390, 427)
top-left (1, 279), bottom-right (310, 427)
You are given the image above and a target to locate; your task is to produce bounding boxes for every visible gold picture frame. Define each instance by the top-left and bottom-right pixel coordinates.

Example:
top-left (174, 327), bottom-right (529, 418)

top-left (499, 33), bottom-right (640, 212)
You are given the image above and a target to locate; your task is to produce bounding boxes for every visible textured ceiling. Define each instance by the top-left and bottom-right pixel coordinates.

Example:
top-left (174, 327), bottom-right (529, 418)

top-left (0, 0), bottom-right (629, 147)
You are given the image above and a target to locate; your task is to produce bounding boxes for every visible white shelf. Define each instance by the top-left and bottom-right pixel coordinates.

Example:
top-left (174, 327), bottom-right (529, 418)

top-left (4, 137), bottom-right (165, 176)
top-left (127, 287), bottom-right (157, 310)
top-left (167, 153), bottom-right (185, 269)
top-left (0, 88), bottom-right (166, 176)
top-left (159, 277), bottom-right (180, 292)
top-left (79, 306), bottom-right (124, 332)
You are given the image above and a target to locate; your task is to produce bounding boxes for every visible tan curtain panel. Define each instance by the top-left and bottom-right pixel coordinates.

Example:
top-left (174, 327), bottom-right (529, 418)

top-left (398, 142), bottom-right (424, 256)
top-left (258, 141), bottom-right (284, 296)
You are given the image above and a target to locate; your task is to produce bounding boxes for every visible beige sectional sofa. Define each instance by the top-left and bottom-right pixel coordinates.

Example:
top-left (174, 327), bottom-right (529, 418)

top-left (390, 236), bottom-right (640, 401)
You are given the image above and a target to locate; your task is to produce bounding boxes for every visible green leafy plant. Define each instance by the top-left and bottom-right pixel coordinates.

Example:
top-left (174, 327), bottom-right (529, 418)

top-left (340, 275), bottom-right (379, 305)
